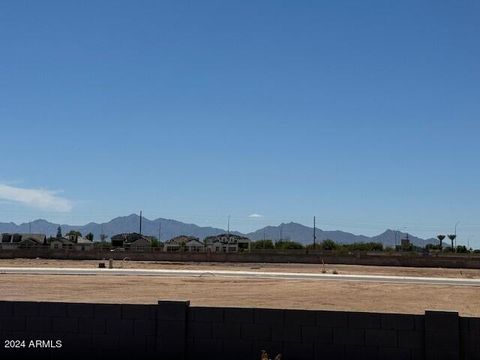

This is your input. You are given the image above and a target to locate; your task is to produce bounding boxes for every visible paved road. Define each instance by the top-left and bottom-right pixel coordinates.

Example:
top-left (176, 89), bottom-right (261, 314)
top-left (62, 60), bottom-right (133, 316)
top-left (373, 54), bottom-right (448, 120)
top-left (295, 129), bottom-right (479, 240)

top-left (1, 267), bottom-right (480, 286)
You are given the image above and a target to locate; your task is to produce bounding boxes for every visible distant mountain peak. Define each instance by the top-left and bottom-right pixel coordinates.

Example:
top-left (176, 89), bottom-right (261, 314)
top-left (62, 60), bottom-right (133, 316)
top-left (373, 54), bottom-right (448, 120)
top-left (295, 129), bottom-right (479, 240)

top-left (0, 215), bottom-right (434, 246)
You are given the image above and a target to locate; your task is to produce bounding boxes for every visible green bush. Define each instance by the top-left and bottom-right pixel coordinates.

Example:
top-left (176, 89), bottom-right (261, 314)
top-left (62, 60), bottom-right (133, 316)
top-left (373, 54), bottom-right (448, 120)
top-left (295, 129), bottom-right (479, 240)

top-left (274, 240), bottom-right (304, 250)
top-left (252, 240), bottom-right (275, 250)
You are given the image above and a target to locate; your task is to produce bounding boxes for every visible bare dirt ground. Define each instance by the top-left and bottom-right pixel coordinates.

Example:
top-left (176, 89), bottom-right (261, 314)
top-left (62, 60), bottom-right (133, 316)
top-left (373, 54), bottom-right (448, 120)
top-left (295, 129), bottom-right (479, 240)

top-left (0, 274), bottom-right (479, 316)
top-left (1, 258), bottom-right (480, 278)
top-left (1, 258), bottom-right (480, 316)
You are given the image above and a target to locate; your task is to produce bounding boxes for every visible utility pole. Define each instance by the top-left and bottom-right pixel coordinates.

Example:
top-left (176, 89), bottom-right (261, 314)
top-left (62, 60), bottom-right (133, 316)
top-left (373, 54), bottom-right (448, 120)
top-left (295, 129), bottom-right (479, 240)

top-left (158, 222), bottom-right (162, 242)
top-left (280, 224), bottom-right (283, 242)
top-left (139, 211), bottom-right (143, 235)
top-left (313, 216), bottom-right (316, 248)
top-left (227, 215), bottom-right (230, 242)
top-left (29, 221), bottom-right (31, 234)
top-left (454, 221), bottom-right (460, 248)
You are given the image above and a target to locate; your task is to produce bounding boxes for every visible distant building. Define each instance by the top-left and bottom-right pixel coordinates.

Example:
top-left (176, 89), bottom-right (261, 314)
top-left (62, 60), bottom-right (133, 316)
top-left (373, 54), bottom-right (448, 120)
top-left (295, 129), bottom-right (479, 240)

top-left (204, 234), bottom-right (251, 253)
top-left (110, 233), bottom-right (152, 250)
top-left (1, 233), bottom-right (46, 249)
top-left (164, 235), bottom-right (204, 252)
top-left (51, 233), bottom-right (95, 251)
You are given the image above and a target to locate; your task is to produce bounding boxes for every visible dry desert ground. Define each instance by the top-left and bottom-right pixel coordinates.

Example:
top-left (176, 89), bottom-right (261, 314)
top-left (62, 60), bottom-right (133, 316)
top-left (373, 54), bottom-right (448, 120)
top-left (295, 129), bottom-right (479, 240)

top-left (0, 259), bottom-right (479, 316)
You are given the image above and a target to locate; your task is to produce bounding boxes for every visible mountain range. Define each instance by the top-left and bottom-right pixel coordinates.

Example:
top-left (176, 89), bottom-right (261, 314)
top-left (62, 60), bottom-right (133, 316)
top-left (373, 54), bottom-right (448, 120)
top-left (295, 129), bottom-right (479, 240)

top-left (0, 214), bottom-right (435, 247)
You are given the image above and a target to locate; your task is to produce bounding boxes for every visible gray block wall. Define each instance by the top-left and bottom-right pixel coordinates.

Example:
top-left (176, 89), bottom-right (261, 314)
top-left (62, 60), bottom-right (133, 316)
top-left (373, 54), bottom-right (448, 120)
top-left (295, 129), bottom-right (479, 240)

top-left (0, 300), bottom-right (478, 360)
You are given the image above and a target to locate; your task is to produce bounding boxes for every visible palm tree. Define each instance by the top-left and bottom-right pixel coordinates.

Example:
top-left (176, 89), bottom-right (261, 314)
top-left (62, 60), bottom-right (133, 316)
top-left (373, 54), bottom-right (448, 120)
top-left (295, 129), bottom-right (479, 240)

top-left (437, 235), bottom-right (446, 250)
top-left (448, 234), bottom-right (456, 252)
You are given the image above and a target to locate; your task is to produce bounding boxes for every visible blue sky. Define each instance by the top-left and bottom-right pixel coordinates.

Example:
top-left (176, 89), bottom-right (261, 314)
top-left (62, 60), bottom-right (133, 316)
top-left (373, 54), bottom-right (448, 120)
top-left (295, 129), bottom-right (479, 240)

top-left (1, 1), bottom-right (479, 245)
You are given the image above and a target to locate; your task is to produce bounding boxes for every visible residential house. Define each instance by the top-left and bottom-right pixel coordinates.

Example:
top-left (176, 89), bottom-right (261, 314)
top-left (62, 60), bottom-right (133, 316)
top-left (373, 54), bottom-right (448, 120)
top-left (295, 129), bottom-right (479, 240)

top-left (49, 237), bottom-right (75, 250)
top-left (64, 233), bottom-right (95, 251)
top-left (204, 234), bottom-right (251, 253)
top-left (164, 235), bottom-right (204, 252)
top-left (1, 233), bottom-right (46, 249)
top-left (110, 233), bottom-right (152, 251)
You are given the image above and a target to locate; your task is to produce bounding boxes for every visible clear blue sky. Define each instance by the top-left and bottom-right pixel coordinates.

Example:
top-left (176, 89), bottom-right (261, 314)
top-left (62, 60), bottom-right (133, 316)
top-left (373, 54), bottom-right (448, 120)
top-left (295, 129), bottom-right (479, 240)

top-left (1, 1), bottom-right (479, 245)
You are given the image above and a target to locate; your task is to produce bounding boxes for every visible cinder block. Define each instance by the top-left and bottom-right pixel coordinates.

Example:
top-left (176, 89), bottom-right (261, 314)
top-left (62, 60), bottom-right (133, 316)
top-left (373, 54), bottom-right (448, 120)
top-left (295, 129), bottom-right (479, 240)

top-left (224, 307), bottom-right (254, 323)
top-left (62, 333), bottom-right (93, 350)
top-left (283, 342), bottom-right (314, 360)
top-left (349, 312), bottom-right (381, 329)
top-left (425, 311), bottom-right (458, 332)
top-left (284, 309), bottom-right (316, 326)
top-left (333, 328), bottom-right (365, 346)
top-left (223, 339), bottom-right (253, 359)
top-left (67, 303), bottom-right (94, 318)
top-left (26, 317), bottom-right (52, 332)
top-left (117, 335), bottom-right (146, 350)
top-left (92, 334), bottom-right (118, 350)
top-left (254, 309), bottom-right (284, 325)
top-left (271, 325), bottom-right (301, 342)
top-left (157, 339), bottom-right (186, 359)
top-left (94, 304), bottom-right (122, 319)
top-left (317, 311), bottom-right (348, 328)
top-left (425, 330), bottom-right (459, 349)
top-left (302, 326), bottom-right (333, 344)
top-left (398, 330), bottom-right (423, 349)
top-left (0, 302), bottom-right (14, 316)
top-left (381, 314), bottom-right (415, 330)
top-left (414, 315), bottom-right (424, 331)
top-left (461, 332), bottom-right (480, 360)
top-left (190, 307), bottom-right (224, 322)
top-left (411, 348), bottom-right (425, 360)
top-left (39, 302), bottom-right (67, 317)
top-left (78, 318), bottom-right (105, 334)
top-left (468, 318), bottom-right (480, 333)
top-left (105, 319), bottom-right (134, 335)
top-left (122, 304), bottom-right (156, 319)
top-left (187, 321), bottom-right (212, 339)
top-left (187, 338), bottom-right (222, 358)
top-left (157, 300), bottom-right (189, 321)
top-left (2, 317), bottom-right (26, 331)
top-left (14, 301), bottom-right (39, 316)
top-left (252, 341), bottom-right (282, 359)
top-left (314, 344), bottom-right (345, 360)
top-left (145, 335), bottom-right (156, 352)
top-left (241, 323), bottom-right (271, 341)
top-left (212, 322), bottom-right (241, 339)
top-left (378, 347), bottom-right (411, 360)
top-left (157, 320), bottom-right (185, 338)
top-left (52, 317), bottom-right (78, 333)
top-left (344, 345), bottom-right (378, 360)
top-left (426, 350), bottom-right (459, 360)
top-left (134, 319), bottom-right (156, 336)
top-left (365, 329), bottom-right (397, 347)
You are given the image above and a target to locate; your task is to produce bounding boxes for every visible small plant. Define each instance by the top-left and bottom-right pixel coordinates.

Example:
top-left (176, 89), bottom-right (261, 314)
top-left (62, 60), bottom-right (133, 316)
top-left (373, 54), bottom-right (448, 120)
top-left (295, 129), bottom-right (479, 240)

top-left (321, 259), bottom-right (327, 273)
top-left (261, 350), bottom-right (282, 360)
top-left (332, 269), bottom-right (338, 274)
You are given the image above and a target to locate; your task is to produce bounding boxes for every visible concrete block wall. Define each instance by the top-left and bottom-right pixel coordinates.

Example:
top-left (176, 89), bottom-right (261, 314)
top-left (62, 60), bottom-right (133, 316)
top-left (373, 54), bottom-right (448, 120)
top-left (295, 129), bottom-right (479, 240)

top-left (187, 307), bottom-right (427, 360)
top-left (1, 248), bottom-right (480, 269)
top-left (0, 300), bottom-right (478, 360)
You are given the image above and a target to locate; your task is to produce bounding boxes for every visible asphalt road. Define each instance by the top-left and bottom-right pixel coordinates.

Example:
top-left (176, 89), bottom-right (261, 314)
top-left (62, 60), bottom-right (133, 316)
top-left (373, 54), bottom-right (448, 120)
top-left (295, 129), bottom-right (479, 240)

top-left (1, 267), bottom-right (480, 286)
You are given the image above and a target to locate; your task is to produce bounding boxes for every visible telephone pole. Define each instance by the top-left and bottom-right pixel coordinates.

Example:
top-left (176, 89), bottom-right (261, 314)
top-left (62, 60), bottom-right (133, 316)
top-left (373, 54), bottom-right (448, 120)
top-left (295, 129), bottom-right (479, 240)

top-left (313, 216), bottom-right (316, 248)
top-left (139, 211), bottom-right (143, 235)
top-left (227, 215), bottom-right (230, 241)
top-left (158, 222), bottom-right (162, 242)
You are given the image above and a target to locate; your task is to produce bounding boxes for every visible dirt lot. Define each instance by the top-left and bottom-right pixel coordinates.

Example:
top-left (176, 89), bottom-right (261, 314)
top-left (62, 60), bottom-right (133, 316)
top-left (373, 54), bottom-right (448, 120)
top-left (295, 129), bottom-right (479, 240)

top-left (1, 259), bottom-right (480, 316)
top-left (2, 258), bottom-right (480, 278)
top-left (0, 274), bottom-right (479, 316)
